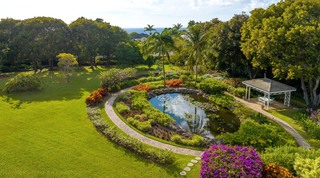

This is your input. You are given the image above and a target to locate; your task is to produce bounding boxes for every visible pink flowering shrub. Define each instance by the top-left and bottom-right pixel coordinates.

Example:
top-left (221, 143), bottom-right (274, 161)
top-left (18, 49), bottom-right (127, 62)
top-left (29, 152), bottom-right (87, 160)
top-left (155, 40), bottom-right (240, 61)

top-left (201, 145), bottom-right (263, 178)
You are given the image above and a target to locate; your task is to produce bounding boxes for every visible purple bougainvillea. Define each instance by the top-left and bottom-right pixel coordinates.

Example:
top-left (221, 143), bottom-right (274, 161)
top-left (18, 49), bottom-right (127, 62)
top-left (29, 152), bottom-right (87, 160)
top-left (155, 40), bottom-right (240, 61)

top-left (200, 145), bottom-right (263, 178)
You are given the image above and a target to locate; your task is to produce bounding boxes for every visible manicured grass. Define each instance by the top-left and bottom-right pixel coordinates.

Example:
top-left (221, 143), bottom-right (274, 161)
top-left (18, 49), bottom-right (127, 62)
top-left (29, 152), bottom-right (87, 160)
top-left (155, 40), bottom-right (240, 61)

top-left (268, 109), bottom-right (320, 149)
top-left (0, 67), bottom-right (200, 178)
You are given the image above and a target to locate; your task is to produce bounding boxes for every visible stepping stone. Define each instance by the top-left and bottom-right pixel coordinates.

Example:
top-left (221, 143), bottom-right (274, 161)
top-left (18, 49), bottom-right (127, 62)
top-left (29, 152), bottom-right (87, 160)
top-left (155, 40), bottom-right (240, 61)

top-left (180, 171), bottom-right (186, 176)
top-left (184, 167), bottom-right (191, 171)
top-left (195, 157), bottom-right (201, 160)
top-left (187, 163), bottom-right (194, 167)
top-left (191, 159), bottom-right (198, 163)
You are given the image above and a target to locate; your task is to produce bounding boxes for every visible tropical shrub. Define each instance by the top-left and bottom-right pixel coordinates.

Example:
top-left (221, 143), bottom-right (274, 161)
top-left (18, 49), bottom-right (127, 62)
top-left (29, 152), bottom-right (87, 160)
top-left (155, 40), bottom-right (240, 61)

top-left (97, 87), bottom-right (109, 97)
top-left (171, 134), bottom-right (205, 147)
top-left (200, 145), bottom-right (263, 178)
top-left (179, 74), bottom-right (190, 83)
top-left (86, 106), bottom-right (175, 165)
top-left (261, 146), bottom-right (320, 174)
top-left (100, 68), bottom-right (137, 87)
top-left (132, 84), bottom-right (151, 92)
top-left (223, 78), bottom-right (243, 88)
top-left (85, 91), bottom-right (103, 106)
top-left (115, 102), bottom-right (130, 114)
top-left (216, 120), bottom-right (296, 151)
top-left (293, 113), bottom-right (320, 139)
top-left (165, 79), bottom-right (183, 87)
top-left (109, 84), bottom-right (121, 92)
top-left (208, 94), bottom-right (234, 109)
top-left (199, 78), bottom-right (228, 94)
top-left (263, 163), bottom-right (295, 178)
top-left (127, 117), bottom-right (153, 132)
top-left (294, 155), bottom-right (320, 178)
top-left (3, 72), bottom-right (42, 93)
top-left (227, 86), bottom-right (246, 98)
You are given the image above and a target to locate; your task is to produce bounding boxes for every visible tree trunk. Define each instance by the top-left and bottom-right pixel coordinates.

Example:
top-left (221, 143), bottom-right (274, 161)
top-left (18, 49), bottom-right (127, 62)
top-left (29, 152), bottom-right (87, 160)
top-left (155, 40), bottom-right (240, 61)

top-left (90, 56), bottom-right (94, 70)
top-left (312, 77), bottom-right (320, 108)
top-left (195, 63), bottom-right (198, 87)
top-left (48, 59), bottom-right (54, 71)
top-left (301, 77), bottom-right (310, 108)
top-left (162, 55), bottom-right (166, 88)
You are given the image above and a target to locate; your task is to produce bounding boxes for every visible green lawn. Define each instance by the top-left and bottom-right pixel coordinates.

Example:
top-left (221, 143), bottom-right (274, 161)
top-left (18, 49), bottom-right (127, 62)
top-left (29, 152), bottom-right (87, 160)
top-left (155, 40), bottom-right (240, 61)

top-left (0, 67), bottom-right (200, 178)
top-left (268, 109), bottom-right (320, 149)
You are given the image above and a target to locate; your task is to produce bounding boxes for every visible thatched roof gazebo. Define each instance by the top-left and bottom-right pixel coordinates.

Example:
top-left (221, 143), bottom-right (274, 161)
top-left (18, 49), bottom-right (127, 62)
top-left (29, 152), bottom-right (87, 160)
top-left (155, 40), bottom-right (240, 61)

top-left (242, 77), bottom-right (296, 109)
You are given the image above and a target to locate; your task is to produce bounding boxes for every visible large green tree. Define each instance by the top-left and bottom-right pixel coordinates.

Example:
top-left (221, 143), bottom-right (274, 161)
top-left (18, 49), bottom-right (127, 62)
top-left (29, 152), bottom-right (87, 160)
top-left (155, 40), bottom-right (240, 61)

top-left (143, 29), bottom-right (177, 87)
top-left (241, 0), bottom-right (320, 109)
top-left (209, 13), bottom-right (253, 78)
top-left (57, 53), bottom-right (78, 83)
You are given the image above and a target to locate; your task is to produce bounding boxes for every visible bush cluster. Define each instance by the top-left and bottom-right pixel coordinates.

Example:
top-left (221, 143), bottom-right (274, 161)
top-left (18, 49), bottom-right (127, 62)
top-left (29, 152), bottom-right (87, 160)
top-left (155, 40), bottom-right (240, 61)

top-left (222, 78), bottom-right (244, 88)
top-left (199, 78), bottom-right (228, 95)
top-left (100, 68), bottom-right (137, 87)
top-left (261, 146), bottom-right (320, 174)
top-left (263, 163), bottom-right (295, 178)
top-left (294, 155), bottom-right (320, 178)
top-left (85, 87), bottom-right (109, 106)
top-left (208, 94), bottom-right (234, 109)
top-left (86, 106), bottom-right (176, 165)
top-left (115, 102), bottom-right (130, 114)
top-left (127, 117), bottom-right (153, 132)
top-left (216, 120), bottom-right (296, 151)
top-left (171, 134), bottom-right (205, 147)
top-left (132, 84), bottom-right (151, 92)
top-left (165, 79), bottom-right (183, 87)
top-left (200, 145), bottom-right (263, 178)
top-left (227, 86), bottom-right (246, 98)
top-left (3, 72), bottom-right (42, 93)
top-left (293, 113), bottom-right (320, 139)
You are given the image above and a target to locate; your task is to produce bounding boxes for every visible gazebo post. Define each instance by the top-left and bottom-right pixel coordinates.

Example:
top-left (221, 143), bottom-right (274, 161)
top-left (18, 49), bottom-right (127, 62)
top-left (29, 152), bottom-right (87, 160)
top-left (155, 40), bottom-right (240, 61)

top-left (267, 93), bottom-right (270, 109)
top-left (248, 87), bottom-right (251, 100)
top-left (245, 86), bottom-right (248, 99)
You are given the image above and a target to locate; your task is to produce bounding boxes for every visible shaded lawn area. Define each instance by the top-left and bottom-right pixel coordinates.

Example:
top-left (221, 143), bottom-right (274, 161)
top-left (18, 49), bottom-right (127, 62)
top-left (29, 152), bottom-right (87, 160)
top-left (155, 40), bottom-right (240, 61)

top-left (0, 67), bottom-right (200, 178)
top-left (268, 109), bottom-right (320, 149)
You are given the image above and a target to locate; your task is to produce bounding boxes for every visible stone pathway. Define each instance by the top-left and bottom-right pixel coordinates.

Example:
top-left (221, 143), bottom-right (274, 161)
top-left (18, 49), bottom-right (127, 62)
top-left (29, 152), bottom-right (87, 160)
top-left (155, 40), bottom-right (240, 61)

top-left (104, 88), bottom-right (203, 156)
top-left (232, 96), bottom-right (310, 148)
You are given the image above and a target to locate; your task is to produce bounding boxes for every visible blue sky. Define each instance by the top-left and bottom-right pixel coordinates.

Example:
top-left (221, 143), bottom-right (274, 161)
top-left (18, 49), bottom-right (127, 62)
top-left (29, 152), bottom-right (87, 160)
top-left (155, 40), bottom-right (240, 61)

top-left (0, 0), bottom-right (279, 28)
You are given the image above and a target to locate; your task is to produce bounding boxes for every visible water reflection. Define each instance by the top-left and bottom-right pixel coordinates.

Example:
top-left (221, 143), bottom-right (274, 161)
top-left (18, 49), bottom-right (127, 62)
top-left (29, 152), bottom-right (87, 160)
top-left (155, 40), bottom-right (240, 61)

top-left (149, 93), bottom-right (240, 139)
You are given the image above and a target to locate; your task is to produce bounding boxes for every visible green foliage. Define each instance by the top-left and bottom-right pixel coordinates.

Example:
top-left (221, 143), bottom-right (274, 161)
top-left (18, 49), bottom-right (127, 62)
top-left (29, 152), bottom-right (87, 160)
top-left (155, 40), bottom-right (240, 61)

top-left (227, 86), bottom-right (246, 98)
top-left (199, 78), bottom-right (228, 94)
top-left (100, 68), bottom-right (137, 87)
top-left (115, 102), bottom-right (130, 114)
top-left (208, 94), bottom-right (234, 109)
top-left (115, 41), bottom-right (143, 66)
top-left (293, 113), bottom-right (320, 139)
top-left (3, 72), bottom-right (42, 93)
top-left (171, 134), bottom-right (205, 147)
top-left (294, 155), bottom-right (320, 178)
top-left (86, 106), bottom-right (175, 165)
top-left (261, 146), bottom-right (320, 174)
top-left (216, 120), bottom-right (296, 151)
top-left (127, 117), bottom-right (153, 132)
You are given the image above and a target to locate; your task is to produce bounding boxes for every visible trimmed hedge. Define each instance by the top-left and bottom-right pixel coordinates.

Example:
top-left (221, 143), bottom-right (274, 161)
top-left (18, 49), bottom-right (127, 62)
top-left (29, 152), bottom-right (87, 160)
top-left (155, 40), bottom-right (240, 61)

top-left (199, 78), bottom-right (228, 95)
top-left (171, 134), bottom-right (205, 147)
top-left (86, 106), bottom-right (176, 165)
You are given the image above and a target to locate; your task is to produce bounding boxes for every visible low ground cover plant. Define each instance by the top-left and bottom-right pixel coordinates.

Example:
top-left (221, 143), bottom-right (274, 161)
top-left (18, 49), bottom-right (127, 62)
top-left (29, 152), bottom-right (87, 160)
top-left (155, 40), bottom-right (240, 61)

top-left (263, 163), bottom-right (295, 178)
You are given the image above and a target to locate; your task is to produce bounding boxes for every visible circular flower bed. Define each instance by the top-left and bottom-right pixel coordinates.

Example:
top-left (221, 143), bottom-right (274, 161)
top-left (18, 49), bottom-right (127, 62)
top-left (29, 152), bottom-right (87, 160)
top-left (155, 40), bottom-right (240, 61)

top-left (201, 145), bottom-right (263, 178)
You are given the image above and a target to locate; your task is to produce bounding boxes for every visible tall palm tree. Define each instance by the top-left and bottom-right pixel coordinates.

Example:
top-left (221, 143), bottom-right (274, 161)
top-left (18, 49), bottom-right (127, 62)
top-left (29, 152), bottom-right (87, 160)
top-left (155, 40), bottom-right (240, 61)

top-left (184, 25), bottom-right (207, 86)
top-left (143, 29), bottom-right (177, 87)
top-left (144, 24), bottom-right (156, 35)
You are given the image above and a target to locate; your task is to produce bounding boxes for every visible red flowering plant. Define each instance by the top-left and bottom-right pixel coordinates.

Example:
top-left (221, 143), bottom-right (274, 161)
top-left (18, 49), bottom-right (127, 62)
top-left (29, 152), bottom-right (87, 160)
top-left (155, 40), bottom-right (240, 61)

top-left (165, 79), bottom-right (182, 87)
top-left (201, 145), bottom-right (263, 178)
top-left (132, 84), bottom-right (151, 92)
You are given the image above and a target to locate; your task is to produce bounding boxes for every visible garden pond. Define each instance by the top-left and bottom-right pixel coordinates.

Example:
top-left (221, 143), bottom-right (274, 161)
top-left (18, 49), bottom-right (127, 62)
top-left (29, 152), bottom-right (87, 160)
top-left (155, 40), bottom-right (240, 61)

top-left (149, 93), bottom-right (240, 139)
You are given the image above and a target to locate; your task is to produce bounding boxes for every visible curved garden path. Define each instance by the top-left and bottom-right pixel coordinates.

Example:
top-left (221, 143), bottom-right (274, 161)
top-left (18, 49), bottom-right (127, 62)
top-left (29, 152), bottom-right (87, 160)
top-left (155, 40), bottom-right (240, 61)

top-left (104, 88), bottom-right (203, 156)
top-left (231, 95), bottom-right (310, 148)
top-left (105, 88), bottom-right (310, 157)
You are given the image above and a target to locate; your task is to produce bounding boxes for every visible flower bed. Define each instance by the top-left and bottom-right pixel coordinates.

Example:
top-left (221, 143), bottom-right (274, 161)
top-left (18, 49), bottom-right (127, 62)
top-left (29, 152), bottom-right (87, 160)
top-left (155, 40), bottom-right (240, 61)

top-left (201, 145), bottom-right (263, 178)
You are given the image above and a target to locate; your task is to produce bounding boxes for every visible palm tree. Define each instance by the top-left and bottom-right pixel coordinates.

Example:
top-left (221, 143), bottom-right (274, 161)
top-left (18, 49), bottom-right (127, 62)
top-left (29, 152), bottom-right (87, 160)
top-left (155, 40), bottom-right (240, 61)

top-left (173, 23), bottom-right (183, 30)
top-left (144, 24), bottom-right (156, 35)
top-left (183, 25), bottom-right (208, 86)
top-left (143, 29), bottom-right (177, 87)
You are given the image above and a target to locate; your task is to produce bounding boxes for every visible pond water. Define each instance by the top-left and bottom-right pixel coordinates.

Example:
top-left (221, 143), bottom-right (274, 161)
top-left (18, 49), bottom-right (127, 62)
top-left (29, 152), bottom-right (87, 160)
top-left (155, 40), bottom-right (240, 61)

top-left (149, 93), bottom-right (240, 139)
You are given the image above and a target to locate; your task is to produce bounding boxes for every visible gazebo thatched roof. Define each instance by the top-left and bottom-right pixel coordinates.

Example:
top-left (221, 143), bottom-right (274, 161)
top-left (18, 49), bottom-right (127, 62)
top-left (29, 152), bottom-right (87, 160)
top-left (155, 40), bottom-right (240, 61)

top-left (242, 78), bottom-right (296, 94)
